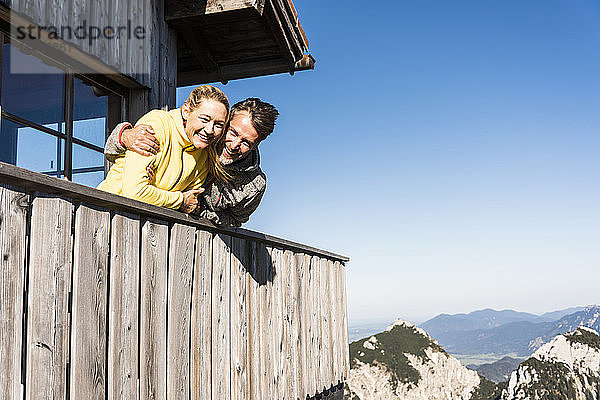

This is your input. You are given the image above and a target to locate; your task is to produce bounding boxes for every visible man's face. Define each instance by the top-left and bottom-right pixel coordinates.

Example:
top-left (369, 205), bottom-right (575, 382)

top-left (219, 110), bottom-right (260, 165)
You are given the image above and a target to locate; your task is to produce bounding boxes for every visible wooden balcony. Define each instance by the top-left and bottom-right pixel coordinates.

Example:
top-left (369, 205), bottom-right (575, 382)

top-left (0, 162), bottom-right (349, 400)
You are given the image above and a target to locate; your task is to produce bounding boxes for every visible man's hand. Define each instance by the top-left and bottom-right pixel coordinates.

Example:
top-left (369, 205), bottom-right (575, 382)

top-left (122, 124), bottom-right (160, 156)
top-left (180, 188), bottom-right (204, 214)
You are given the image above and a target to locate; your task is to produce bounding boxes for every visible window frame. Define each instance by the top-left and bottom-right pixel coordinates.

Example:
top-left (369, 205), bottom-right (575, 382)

top-left (0, 31), bottom-right (128, 181)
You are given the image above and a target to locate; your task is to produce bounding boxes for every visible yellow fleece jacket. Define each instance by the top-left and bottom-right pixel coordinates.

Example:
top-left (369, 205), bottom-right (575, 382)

top-left (97, 108), bottom-right (208, 209)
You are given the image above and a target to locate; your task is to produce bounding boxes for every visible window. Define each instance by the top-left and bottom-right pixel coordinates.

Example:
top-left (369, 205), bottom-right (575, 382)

top-left (0, 34), bottom-right (127, 187)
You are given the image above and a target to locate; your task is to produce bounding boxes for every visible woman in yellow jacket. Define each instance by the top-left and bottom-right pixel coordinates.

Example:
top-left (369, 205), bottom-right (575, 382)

top-left (98, 85), bottom-right (229, 213)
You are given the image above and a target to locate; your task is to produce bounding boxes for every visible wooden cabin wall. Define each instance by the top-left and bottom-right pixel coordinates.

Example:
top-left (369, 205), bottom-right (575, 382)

top-left (10, 0), bottom-right (177, 118)
top-left (0, 164), bottom-right (350, 400)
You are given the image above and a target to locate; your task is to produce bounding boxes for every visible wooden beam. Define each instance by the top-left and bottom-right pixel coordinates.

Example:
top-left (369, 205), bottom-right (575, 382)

top-left (177, 58), bottom-right (291, 86)
top-left (180, 27), bottom-right (219, 73)
top-left (284, 0), bottom-right (309, 49)
top-left (272, 0), bottom-right (304, 59)
top-left (264, 0), bottom-right (296, 71)
top-left (165, 0), bottom-right (259, 21)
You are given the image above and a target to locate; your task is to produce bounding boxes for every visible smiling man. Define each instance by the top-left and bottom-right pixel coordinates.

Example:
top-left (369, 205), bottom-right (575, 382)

top-left (105, 98), bottom-right (279, 227)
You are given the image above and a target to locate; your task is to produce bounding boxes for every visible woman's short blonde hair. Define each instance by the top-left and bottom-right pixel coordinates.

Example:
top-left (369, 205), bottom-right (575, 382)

top-left (184, 85), bottom-right (231, 183)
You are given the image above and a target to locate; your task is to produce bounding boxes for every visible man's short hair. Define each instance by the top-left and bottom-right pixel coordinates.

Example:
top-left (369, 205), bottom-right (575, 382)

top-left (230, 98), bottom-right (279, 142)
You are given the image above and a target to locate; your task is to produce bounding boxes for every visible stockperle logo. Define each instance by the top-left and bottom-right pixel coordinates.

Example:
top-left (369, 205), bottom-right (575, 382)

top-left (9, 10), bottom-right (150, 75)
top-left (15, 20), bottom-right (146, 46)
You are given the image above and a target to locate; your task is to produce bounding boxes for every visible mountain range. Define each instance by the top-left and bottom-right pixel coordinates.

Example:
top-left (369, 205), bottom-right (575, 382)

top-left (420, 306), bottom-right (584, 339)
top-left (346, 319), bottom-right (600, 399)
top-left (420, 305), bottom-right (598, 357)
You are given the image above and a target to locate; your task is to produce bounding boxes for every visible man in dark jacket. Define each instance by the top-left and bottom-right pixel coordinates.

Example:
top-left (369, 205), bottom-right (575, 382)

top-left (104, 98), bottom-right (278, 227)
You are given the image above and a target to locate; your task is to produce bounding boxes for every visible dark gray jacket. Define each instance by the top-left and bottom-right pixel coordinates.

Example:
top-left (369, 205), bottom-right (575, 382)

top-left (104, 123), bottom-right (266, 227)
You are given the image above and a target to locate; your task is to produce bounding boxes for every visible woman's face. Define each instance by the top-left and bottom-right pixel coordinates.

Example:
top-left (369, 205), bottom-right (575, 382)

top-left (182, 99), bottom-right (228, 149)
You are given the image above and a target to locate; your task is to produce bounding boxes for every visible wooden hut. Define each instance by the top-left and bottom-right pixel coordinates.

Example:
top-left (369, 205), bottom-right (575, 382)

top-left (0, 1), bottom-right (348, 399)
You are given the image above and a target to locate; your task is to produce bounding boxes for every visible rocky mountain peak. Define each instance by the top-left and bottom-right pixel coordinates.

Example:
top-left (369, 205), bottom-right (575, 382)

top-left (503, 327), bottom-right (600, 400)
top-left (347, 318), bottom-right (500, 400)
top-left (386, 318), bottom-right (433, 340)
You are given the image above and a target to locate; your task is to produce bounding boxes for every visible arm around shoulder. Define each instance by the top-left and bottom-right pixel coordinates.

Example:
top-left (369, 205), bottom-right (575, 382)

top-left (105, 122), bottom-right (132, 162)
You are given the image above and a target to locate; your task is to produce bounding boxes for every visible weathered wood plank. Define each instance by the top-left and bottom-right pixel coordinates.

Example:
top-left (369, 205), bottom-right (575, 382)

top-left (246, 242), bottom-right (261, 399)
top-left (319, 257), bottom-right (332, 389)
top-left (304, 254), bottom-right (316, 397)
top-left (25, 194), bottom-right (71, 400)
top-left (111, 0), bottom-right (127, 71)
top-left (144, 0), bottom-right (154, 90)
top-left (59, 0), bottom-right (73, 44)
top-left (89, 0), bottom-right (99, 59)
top-left (0, 185), bottom-right (28, 400)
top-left (281, 249), bottom-right (291, 400)
top-left (311, 255), bottom-right (322, 394)
top-left (167, 223), bottom-right (196, 400)
top-left (191, 230), bottom-right (213, 400)
top-left (284, 249), bottom-right (299, 400)
top-left (22, 0), bottom-right (35, 20)
top-left (212, 233), bottom-right (231, 400)
top-left (328, 261), bottom-right (344, 383)
top-left (231, 237), bottom-right (250, 400)
top-left (59, 0), bottom-right (71, 47)
top-left (257, 243), bottom-right (272, 397)
top-left (148, 0), bottom-right (160, 107)
top-left (108, 212), bottom-right (140, 400)
top-left (157, 0), bottom-right (177, 109)
top-left (166, 27), bottom-right (178, 107)
top-left (92, 0), bottom-right (110, 63)
top-left (338, 261), bottom-right (347, 382)
top-left (71, 0), bottom-right (90, 54)
top-left (329, 259), bottom-right (339, 385)
top-left (297, 253), bottom-right (310, 399)
top-left (140, 219), bottom-right (169, 400)
top-left (70, 204), bottom-right (111, 400)
top-left (340, 263), bottom-right (350, 379)
top-left (158, 23), bottom-right (178, 108)
top-left (42, 0), bottom-right (57, 29)
top-left (270, 247), bottom-right (283, 398)
top-left (129, 88), bottom-right (150, 125)
top-left (128, 0), bottom-right (143, 83)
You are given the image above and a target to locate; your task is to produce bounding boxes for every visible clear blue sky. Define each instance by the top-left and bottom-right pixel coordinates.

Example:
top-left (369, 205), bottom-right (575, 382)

top-left (177, 0), bottom-right (600, 324)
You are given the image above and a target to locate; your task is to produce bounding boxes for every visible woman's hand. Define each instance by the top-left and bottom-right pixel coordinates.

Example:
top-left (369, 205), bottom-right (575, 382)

top-left (180, 188), bottom-right (204, 214)
top-left (122, 124), bottom-right (160, 156)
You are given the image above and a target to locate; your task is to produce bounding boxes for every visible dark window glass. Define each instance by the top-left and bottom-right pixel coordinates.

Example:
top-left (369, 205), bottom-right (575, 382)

top-left (73, 77), bottom-right (110, 147)
top-left (1, 43), bottom-right (65, 127)
top-left (0, 118), bottom-right (18, 164)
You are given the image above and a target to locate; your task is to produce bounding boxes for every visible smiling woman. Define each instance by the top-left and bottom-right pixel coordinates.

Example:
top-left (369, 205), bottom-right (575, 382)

top-left (97, 85), bottom-right (229, 213)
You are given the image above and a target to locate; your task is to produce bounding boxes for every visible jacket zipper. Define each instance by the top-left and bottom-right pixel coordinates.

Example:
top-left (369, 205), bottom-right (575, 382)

top-left (168, 144), bottom-right (195, 191)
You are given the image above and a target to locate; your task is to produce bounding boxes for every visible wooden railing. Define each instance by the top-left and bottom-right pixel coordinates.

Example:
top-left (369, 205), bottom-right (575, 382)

top-left (0, 162), bottom-right (349, 400)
